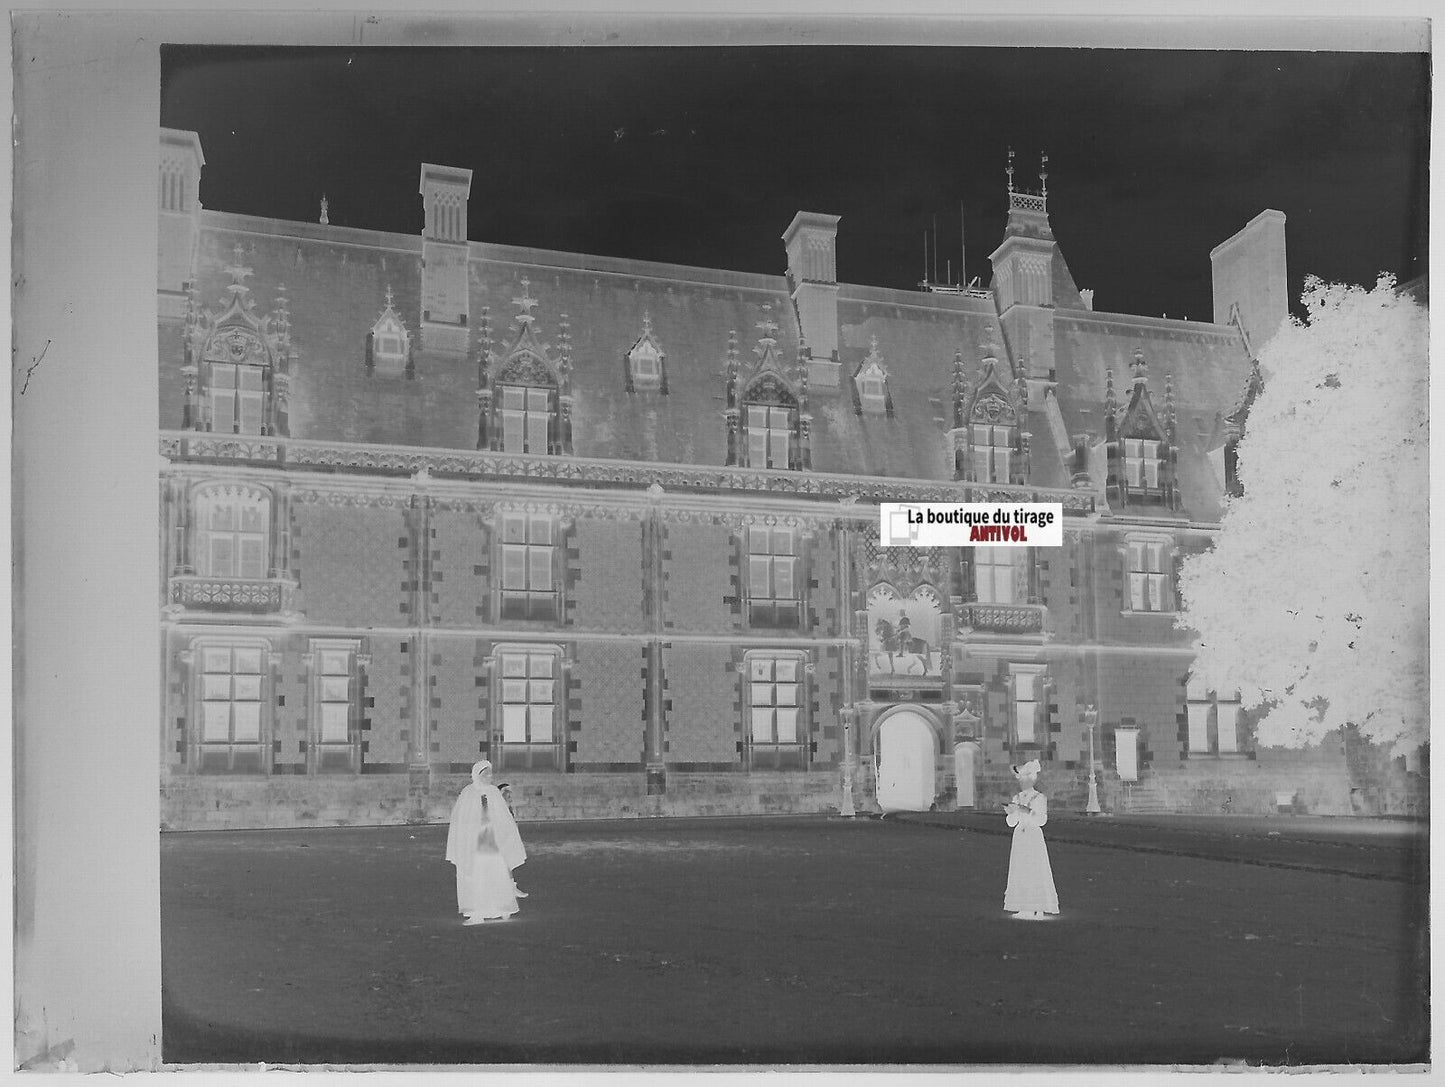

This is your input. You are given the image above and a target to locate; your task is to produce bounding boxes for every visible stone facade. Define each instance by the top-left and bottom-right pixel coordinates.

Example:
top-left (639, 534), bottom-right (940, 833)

top-left (156, 129), bottom-right (1423, 828)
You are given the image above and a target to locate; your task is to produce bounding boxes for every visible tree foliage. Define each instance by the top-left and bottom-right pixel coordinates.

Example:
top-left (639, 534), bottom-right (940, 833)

top-left (1177, 276), bottom-right (1428, 753)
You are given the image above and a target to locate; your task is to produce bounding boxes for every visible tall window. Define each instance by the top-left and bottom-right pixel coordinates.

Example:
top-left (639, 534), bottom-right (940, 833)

top-left (500, 515), bottom-right (557, 620)
top-left (498, 385), bottom-right (552, 454)
top-left (498, 649), bottom-right (560, 770)
top-left (747, 526), bottom-right (799, 627)
top-left (1185, 673), bottom-right (1212, 754)
top-left (210, 363), bottom-right (265, 435)
top-left (1011, 667), bottom-right (1042, 746)
top-left (971, 424), bottom-right (1013, 483)
top-left (314, 644), bottom-right (354, 745)
top-left (748, 655), bottom-right (805, 769)
top-left (196, 487), bottom-right (269, 579)
top-left (1126, 539), bottom-right (1172, 612)
top-left (975, 548), bottom-right (1025, 605)
top-left (1124, 438), bottom-right (1162, 490)
top-left (745, 404), bottom-right (793, 469)
top-left (199, 644), bottom-right (265, 772)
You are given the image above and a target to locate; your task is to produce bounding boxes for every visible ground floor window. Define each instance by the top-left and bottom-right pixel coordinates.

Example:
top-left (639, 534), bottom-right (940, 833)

top-left (496, 647), bottom-right (562, 771)
top-left (747, 654), bottom-right (807, 770)
top-left (197, 642), bottom-right (268, 773)
top-left (311, 639), bottom-right (362, 773)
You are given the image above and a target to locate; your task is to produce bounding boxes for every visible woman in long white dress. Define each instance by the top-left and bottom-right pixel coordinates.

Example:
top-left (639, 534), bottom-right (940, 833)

top-left (446, 760), bottom-right (528, 925)
top-left (1003, 759), bottom-right (1059, 920)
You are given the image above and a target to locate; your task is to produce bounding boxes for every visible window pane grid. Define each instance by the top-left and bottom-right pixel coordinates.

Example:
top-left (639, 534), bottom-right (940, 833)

top-left (200, 646), bottom-right (265, 747)
top-left (497, 385), bottom-right (553, 454)
top-left (500, 653), bottom-right (559, 745)
top-left (748, 657), bottom-right (804, 746)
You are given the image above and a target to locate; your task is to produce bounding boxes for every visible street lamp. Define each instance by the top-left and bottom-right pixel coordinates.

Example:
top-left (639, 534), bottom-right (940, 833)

top-left (1084, 704), bottom-right (1102, 814)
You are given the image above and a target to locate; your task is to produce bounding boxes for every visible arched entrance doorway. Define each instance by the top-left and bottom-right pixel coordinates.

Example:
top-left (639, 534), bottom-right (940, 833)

top-left (875, 711), bottom-right (937, 813)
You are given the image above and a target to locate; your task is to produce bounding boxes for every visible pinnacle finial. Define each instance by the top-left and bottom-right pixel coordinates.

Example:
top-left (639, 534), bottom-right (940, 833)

top-left (642, 310), bottom-right (653, 337)
top-left (1131, 348), bottom-right (1148, 386)
top-left (1006, 147), bottom-right (1015, 193)
top-left (223, 246), bottom-right (254, 298)
top-left (1040, 152), bottom-right (1049, 197)
top-left (512, 277), bottom-right (539, 325)
top-left (320, 194), bottom-right (329, 225)
top-left (385, 283), bottom-right (394, 310)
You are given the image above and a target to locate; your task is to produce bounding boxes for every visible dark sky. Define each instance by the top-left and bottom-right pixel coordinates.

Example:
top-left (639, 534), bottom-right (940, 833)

top-left (160, 45), bottom-right (1428, 323)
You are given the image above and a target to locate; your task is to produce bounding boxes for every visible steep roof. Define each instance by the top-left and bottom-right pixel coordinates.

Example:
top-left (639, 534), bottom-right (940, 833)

top-left (165, 207), bottom-right (1253, 518)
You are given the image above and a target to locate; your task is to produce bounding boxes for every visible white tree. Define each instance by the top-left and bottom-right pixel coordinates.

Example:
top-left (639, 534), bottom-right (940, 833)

top-left (1177, 275), bottom-right (1428, 754)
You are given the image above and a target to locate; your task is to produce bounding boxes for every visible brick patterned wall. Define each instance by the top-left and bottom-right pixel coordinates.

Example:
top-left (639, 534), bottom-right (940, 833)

top-left (572, 641), bottom-right (646, 765)
top-left (429, 639), bottom-right (485, 766)
top-left (164, 631), bottom-right (189, 772)
top-left (811, 646), bottom-right (844, 767)
top-left (571, 519), bottom-right (645, 631)
top-left (365, 639), bottom-right (410, 767)
top-left (430, 508), bottom-right (489, 628)
top-left (293, 500), bottom-right (408, 627)
top-left (805, 530), bottom-right (841, 637)
top-left (272, 638), bottom-right (308, 773)
top-left (661, 521), bottom-right (738, 633)
top-left (1097, 653), bottom-right (1186, 771)
top-left (662, 642), bottom-right (741, 764)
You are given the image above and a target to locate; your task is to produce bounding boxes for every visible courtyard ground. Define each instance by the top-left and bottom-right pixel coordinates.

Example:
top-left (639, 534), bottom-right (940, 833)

top-left (160, 812), bottom-right (1427, 1068)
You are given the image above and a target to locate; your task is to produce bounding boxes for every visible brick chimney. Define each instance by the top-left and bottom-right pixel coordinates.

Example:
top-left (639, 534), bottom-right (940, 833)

top-left (418, 163), bottom-right (474, 353)
top-left (783, 211), bottom-right (841, 388)
top-left (1211, 210), bottom-right (1288, 354)
top-left (158, 128), bottom-right (205, 318)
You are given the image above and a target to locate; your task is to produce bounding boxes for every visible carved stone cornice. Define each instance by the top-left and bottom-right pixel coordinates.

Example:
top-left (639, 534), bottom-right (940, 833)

top-left (159, 431), bottom-right (1098, 512)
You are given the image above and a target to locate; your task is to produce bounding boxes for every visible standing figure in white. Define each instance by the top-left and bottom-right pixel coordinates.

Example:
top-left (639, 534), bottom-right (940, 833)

top-left (1002, 759), bottom-right (1059, 920)
top-left (446, 760), bottom-right (528, 925)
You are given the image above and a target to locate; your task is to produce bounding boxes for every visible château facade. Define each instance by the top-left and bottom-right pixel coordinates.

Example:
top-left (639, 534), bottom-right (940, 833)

top-left (157, 126), bottom-right (1388, 829)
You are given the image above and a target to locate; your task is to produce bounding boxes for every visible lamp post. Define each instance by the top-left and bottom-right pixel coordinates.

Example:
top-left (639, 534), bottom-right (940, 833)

top-left (1084, 704), bottom-right (1102, 814)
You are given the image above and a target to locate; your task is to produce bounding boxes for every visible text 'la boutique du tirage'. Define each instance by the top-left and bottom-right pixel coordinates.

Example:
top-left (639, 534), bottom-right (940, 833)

top-left (877, 503), bottom-right (1064, 548)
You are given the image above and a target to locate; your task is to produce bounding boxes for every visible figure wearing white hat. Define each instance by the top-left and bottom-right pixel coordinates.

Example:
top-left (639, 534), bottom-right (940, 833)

top-left (446, 760), bottom-right (528, 924)
top-left (1002, 759), bottom-right (1059, 919)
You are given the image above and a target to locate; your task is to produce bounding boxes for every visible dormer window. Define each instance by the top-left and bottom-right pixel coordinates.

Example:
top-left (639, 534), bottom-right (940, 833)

top-left (858, 376), bottom-right (886, 411)
top-left (1125, 438), bottom-right (1163, 490)
top-left (745, 405), bottom-right (794, 469)
top-left (210, 362), bottom-right (266, 435)
top-left (498, 385), bottom-right (553, 454)
top-left (853, 337), bottom-right (891, 415)
top-left (627, 313), bottom-right (667, 392)
top-left (368, 287), bottom-right (412, 378)
top-left (632, 345), bottom-right (662, 386)
top-left (971, 424), bottom-right (1015, 484)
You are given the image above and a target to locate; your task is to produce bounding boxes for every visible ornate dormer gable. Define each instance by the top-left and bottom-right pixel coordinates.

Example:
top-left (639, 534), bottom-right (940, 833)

top-left (625, 311), bottom-right (668, 394)
top-left (475, 277), bottom-right (573, 456)
top-left (851, 336), bottom-right (894, 416)
top-left (366, 285), bottom-right (413, 379)
top-left (1104, 348), bottom-right (1181, 510)
top-left (182, 245), bottom-right (294, 437)
top-left (950, 343), bottom-right (1028, 484)
top-left (724, 304), bottom-right (811, 470)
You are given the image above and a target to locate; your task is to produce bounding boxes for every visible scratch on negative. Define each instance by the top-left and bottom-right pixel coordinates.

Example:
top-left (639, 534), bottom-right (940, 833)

top-left (20, 339), bottom-right (51, 395)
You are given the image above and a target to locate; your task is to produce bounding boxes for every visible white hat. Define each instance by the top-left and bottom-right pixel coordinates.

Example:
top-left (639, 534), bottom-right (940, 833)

top-left (1011, 759), bottom-right (1042, 778)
